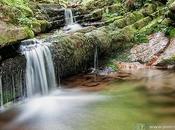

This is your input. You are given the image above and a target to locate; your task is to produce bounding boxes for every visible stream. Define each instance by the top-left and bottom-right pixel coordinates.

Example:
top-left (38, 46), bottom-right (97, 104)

top-left (0, 69), bottom-right (175, 130)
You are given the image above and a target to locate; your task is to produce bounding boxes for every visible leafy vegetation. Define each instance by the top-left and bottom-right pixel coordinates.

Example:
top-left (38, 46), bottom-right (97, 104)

top-left (133, 32), bottom-right (148, 43)
top-left (0, 0), bottom-right (33, 26)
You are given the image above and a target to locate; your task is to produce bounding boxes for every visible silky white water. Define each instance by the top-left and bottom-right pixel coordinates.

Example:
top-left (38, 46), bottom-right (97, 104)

top-left (65, 8), bottom-right (74, 25)
top-left (64, 8), bottom-right (82, 32)
top-left (0, 75), bottom-right (3, 108)
top-left (21, 39), bottom-right (56, 97)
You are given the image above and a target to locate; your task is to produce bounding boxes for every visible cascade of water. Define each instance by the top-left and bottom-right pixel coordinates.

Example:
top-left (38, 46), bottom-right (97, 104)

top-left (93, 45), bottom-right (98, 81)
top-left (64, 8), bottom-right (82, 32)
top-left (20, 39), bottom-right (57, 97)
top-left (0, 75), bottom-right (3, 108)
top-left (65, 8), bottom-right (74, 25)
top-left (12, 75), bottom-right (16, 102)
top-left (94, 45), bottom-right (98, 72)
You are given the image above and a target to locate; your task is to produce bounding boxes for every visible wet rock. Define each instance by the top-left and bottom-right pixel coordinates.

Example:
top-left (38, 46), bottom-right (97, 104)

top-left (130, 32), bottom-right (169, 64)
top-left (117, 62), bottom-right (147, 69)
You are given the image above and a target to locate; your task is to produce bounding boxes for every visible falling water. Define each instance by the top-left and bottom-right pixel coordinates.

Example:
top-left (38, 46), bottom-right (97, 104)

top-left (20, 39), bottom-right (57, 97)
top-left (93, 45), bottom-right (99, 81)
top-left (0, 75), bottom-right (3, 108)
top-left (94, 46), bottom-right (98, 72)
top-left (65, 8), bottom-right (74, 25)
top-left (64, 8), bottom-right (82, 32)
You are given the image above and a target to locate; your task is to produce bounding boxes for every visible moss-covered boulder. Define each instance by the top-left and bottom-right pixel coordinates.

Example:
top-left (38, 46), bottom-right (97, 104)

top-left (84, 0), bottom-right (114, 11)
top-left (106, 3), bottom-right (123, 13)
top-left (169, 1), bottom-right (175, 12)
top-left (31, 20), bottom-right (49, 34)
top-left (0, 21), bottom-right (34, 48)
top-left (140, 3), bottom-right (157, 16)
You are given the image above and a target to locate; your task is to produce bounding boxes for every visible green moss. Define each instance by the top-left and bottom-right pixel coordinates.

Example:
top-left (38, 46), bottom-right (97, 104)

top-left (39, 20), bottom-right (49, 32)
top-left (106, 61), bottom-right (118, 71)
top-left (126, 11), bottom-right (144, 25)
top-left (120, 25), bottom-right (137, 41)
top-left (0, 25), bottom-right (34, 47)
top-left (133, 17), bottom-right (152, 30)
top-left (169, 28), bottom-right (175, 38)
top-left (24, 27), bottom-right (35, 38)
top-left (112, 18), bottom-right (126, 28)
top-left (139, 17), bottom-right (162, 34)
top-left (92, 8), bottom-right (104, 18)
top-left (110, 10), bottom-right (145, 29)
top-left (133, 32), bottom-right (149, 43)
top-left (106, 3), bottom-right (124, 14)
top-left (140, 3), bottom-right (157, 16)
top-left (105, 16), bottom-right (123, 24)
top-left (0, 0), bottom-right (34, 26)
top-left (159, 55), bottom-right (175, 65)
top-left (169, 1), bottom-right (175, 11)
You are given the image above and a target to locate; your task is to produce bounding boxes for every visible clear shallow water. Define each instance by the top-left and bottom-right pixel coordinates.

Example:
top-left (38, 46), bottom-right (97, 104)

top-left (1, 69), bottom-right (175, 130)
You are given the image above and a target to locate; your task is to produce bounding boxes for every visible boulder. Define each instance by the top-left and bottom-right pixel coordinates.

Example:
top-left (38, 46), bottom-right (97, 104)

top-left (84, 0), bottom-right (114, 11)
top-left (130, 32), bottom-right (169, 63)
top-left (169, 1), bottom-right (175, 12)
top-left (0, 21), bottom-right (34, 48)
top-left (154, 38), bottom-right (175, 65)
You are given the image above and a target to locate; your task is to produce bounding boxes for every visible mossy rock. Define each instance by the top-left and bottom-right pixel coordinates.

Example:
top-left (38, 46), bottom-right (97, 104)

top-left (112, 25), bottom-right (137, 42)
top-left (120, 25), bottom-right (137, 41)
top-left (169, 28), bottom-right (175, 38)
top-left (31, 19), bottom-right (49, 34)
top-left (125, 11), bottom-right (144, 25)
top-left (150, 7), bottom-right (167, 18)
top-left (133, 17), bottom-right (152, 30)
top-left (111, 10), bottom-right (144, 28)
top-left (106, 3), bottom-right (123, 13)
top-left (105, 16), bottom-right (123, 24)
top-left (112, 17), bottom-right (127, 28)
top-left (84, 0), bottom-right (114, 11)
top-left (91, 9), bottom-right (104, 19)
top-left (169, 1), bottom-right (175, 12)
top-left (139, 17), bottom-right (163, 34)
top-left (140, 3), bottom-right (157, 16)
top-left (0, 21), bottom-right (34, 48)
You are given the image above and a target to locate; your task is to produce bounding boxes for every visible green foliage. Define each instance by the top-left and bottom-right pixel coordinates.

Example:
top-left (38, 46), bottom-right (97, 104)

top-left (0, 0), bottom-right (34, 27)
top-left (106, 61), bottom-right (118, 71)
top-left (124, 0), bottom-right (152, 11)
top-left (133, 32), bottom-right (148, 43)
top-left (1, 0), bottom-right (33, 16)
top-left (168, 28), bottom-right (175, 38)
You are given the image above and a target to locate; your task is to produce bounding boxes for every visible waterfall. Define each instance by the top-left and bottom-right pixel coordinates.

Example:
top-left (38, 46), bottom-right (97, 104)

top-left (20, 39), bottom-right (56, 97)
top-left (93, 45), bottom-right (98, 81)
top-left (65, 8), bottom-right (74, 25)
top-left (64, 8), bottom-right (82, 32)
top-left (94, 45), bottom-right (98, 73)
top-left (0, 75), bottom-right (3, 108)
